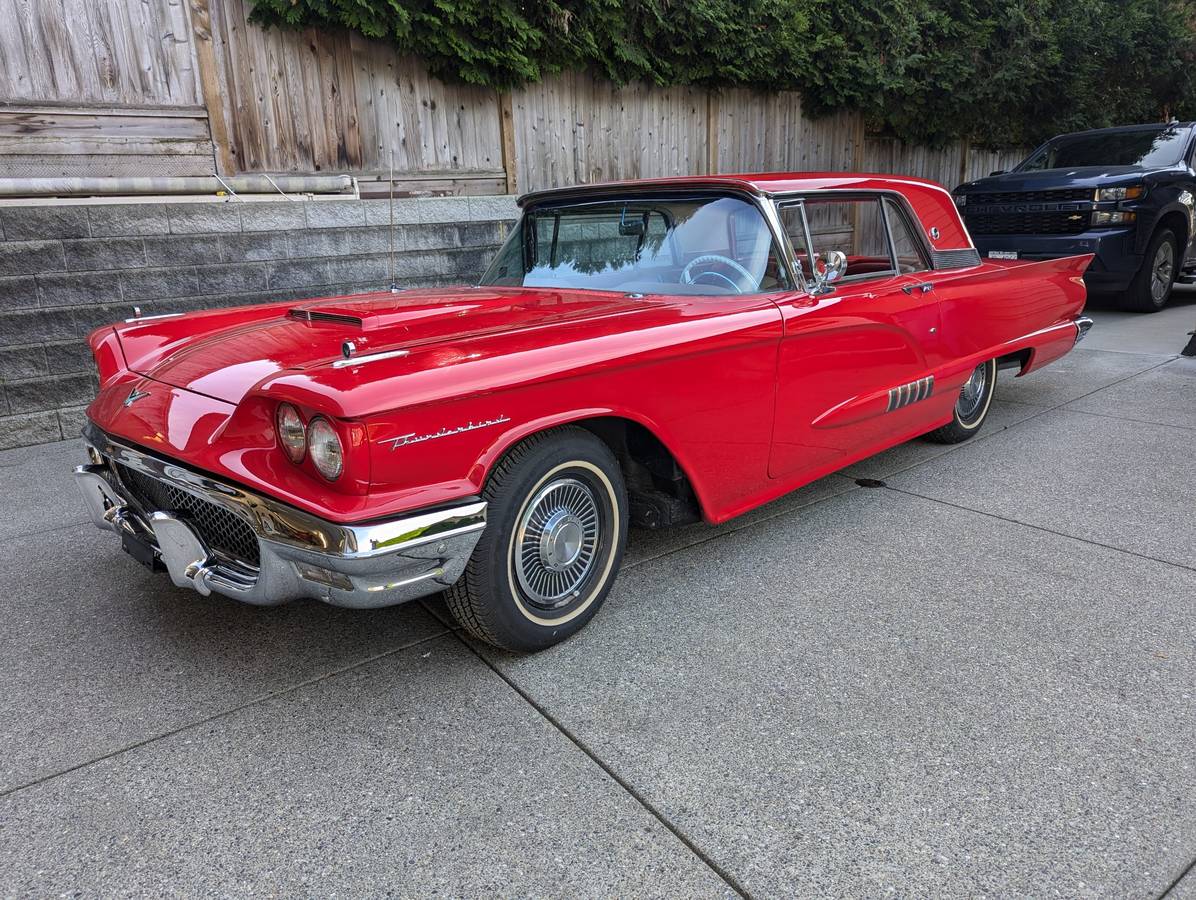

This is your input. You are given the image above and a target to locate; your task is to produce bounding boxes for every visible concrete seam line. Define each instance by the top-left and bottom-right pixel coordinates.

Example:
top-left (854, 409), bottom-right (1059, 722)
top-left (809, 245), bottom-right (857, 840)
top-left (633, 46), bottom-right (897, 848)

top-left (1045, 406), bottom-right (1196, 434)
top-left (879, 356), bottom-right (1178, 482)
top-left (1158, 853), bottom-right (1196, 898)
top-left (622, 481), bottom-right (861, 573)
top-left (454, 630), bottom-right (753, 900)
top-left (0, 629), bottom-right (453, 800)
top-left (884, 484), bottom-right (1196, 577)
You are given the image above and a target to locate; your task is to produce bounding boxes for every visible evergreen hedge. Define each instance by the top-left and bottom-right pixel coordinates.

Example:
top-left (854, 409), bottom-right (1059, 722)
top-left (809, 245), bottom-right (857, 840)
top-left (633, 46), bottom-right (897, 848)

top-left (248, 0), bottom-right (1196, 149)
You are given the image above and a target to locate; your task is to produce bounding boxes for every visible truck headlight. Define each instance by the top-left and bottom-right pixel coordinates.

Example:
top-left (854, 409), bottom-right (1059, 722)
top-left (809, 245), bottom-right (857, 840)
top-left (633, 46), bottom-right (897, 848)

top-left (307, 417), bottom-right (344, 481)
top-left (1095, 185), bottom-right (1145, 201)
top-left (953, 193), bottom-right (966, 207)
top-left (1091, 210), bottom-right (1136, 227)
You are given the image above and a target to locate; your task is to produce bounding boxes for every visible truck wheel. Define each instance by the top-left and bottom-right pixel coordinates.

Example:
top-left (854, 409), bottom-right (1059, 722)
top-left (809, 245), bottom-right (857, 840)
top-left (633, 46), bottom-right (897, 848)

top-left (445, 427), bottom-right (628, 652)
top-left (924, 359), bottom-right (997, 444)
top-left (1120, 228), bottom-right (1177, 312)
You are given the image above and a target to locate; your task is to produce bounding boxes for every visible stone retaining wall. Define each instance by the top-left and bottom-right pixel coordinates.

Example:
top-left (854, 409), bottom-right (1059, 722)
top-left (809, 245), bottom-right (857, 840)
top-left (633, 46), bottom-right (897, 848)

top-left (0, 195), bottom-right (519, 449)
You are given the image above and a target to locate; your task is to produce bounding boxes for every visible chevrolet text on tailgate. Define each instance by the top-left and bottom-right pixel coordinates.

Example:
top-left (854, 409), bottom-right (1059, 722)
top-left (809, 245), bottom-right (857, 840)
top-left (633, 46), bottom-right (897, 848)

top-left (76, 173), bottom-right (1093, 651)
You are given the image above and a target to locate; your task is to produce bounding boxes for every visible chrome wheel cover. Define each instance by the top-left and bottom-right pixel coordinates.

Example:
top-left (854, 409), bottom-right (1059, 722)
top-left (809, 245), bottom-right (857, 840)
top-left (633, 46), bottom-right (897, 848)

top-left (956, 363), bottom-right (988, 423)
top-left (1151, 241), bottom-right (1174, 303)
top-left (514, 477), bottom-right (601, 608)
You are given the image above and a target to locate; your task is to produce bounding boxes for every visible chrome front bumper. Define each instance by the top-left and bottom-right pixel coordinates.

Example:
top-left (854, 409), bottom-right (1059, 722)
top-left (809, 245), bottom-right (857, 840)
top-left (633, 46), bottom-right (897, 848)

top-left (74, 428), bottom-right (486, 609)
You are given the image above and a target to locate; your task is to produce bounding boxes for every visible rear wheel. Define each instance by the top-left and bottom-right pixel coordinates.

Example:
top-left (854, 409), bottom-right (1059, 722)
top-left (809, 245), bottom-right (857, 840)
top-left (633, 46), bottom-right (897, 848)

top-left (924, 359), bottom-right (997, 444)
top-left (445, 427), bottom-right (628, 652)
top-left (1120, 228), bottom-right (1177, 313)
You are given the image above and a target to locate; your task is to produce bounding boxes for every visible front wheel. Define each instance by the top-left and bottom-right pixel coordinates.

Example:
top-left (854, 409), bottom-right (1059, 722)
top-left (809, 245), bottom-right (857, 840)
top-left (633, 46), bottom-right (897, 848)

top-left (445, 427), bottom-right (628, 652)
top-left (924, 359), bottom-right (997, 444)
top-left (1119, 228), bottom-right (1177, 313)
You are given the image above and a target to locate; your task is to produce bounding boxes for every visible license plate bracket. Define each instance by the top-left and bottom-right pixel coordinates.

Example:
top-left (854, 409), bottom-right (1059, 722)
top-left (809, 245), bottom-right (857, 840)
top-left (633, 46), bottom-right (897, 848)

top-left (121, 531), bottom-right (161, 571)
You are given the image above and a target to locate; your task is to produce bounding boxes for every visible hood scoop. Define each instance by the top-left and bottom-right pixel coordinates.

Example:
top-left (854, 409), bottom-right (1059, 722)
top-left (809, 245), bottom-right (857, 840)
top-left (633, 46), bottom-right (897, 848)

top-left (288, 308), bottom-right (364, 328)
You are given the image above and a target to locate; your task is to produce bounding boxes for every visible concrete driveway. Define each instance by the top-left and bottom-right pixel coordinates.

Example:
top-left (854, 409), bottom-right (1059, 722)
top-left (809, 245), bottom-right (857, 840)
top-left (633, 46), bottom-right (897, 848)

top-left (2, 297), bottom-right (1195, 897)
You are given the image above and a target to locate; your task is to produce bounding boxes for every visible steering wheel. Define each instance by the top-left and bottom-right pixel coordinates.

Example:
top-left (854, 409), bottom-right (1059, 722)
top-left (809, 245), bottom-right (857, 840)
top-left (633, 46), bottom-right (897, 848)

top-left (680, 254), bottom-right (757, 294)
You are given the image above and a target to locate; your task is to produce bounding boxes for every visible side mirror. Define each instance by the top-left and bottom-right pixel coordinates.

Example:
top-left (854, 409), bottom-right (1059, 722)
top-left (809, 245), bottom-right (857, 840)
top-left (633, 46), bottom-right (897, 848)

top-left (989, 170), bottom-right (1007, 177)
top-left (811, 250), bottom-right (847, 292)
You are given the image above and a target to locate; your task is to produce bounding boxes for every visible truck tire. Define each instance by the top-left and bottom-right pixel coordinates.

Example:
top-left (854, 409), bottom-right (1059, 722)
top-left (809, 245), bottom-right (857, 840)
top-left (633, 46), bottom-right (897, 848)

top-left (924, 359), bottom-right (997, 444)
top-left (445, 427), bottom-right (628, 652)
top-left (1120, 228), bottom-right (1177, 312)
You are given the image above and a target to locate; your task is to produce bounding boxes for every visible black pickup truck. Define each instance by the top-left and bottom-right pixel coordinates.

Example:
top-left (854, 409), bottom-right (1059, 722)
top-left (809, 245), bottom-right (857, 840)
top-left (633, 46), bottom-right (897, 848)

top-left (953, 122), bottom-right (1196, 312)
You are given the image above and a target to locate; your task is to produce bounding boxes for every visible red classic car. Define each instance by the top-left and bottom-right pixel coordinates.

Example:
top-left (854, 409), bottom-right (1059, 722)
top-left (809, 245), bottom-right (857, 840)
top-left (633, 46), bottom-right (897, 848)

top-left (76, 173), bottom-right (1092, 650)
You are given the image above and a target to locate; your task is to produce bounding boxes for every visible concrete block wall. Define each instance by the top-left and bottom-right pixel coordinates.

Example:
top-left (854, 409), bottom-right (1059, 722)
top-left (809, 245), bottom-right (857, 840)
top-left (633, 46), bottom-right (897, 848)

top-left (0, 195), bottom-right (519, 449)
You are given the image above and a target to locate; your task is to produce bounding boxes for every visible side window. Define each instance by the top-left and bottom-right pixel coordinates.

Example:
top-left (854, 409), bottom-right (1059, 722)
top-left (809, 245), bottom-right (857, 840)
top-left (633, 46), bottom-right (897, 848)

top-left (778, 197), bottom-right (896, 282)
top-left (883, 198), bottom-right (930, 274)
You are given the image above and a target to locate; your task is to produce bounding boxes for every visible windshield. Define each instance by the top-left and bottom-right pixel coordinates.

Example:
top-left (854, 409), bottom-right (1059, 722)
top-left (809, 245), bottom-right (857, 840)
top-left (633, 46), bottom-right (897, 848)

top-left (479, 195), bottom-right (790, 295)
top-left (1017, 125), bottom-right (1190, 171)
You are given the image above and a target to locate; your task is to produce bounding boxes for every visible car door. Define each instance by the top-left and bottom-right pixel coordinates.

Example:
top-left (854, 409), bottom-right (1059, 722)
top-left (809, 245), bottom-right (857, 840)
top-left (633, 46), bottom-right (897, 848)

top-left (767, 194), bottom-right (946, 481)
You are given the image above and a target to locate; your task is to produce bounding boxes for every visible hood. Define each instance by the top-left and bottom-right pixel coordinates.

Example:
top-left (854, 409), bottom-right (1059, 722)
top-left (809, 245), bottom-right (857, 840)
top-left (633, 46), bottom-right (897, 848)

top-left (120, 287), bottom-right (667, 405)
top-left (956, 165), bottom-right (1154, 195)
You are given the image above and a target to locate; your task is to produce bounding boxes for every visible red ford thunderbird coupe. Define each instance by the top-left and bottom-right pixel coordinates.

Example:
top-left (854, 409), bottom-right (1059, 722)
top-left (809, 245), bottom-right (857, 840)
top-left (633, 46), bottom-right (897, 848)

top-left (76, 173), bottom-right (1092, 650)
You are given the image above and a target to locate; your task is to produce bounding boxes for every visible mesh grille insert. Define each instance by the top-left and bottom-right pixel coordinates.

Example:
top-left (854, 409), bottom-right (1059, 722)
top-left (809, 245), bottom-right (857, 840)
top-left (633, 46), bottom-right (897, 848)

top-left (968, 188), bottom-right (1093, 204)
top-left (116, 463), bottom-right (261, 566)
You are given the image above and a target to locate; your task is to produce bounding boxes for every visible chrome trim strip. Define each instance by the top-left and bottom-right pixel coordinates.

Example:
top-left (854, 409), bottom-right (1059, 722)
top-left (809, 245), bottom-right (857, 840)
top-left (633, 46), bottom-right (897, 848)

top-left (887, 375), bottom-right (935, 411)
top-left (330, 348), bottom-right (411, 368)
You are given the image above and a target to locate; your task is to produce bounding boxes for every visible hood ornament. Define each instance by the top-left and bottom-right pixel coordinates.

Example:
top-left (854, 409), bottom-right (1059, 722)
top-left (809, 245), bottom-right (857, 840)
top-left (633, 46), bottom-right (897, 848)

top-left (123, 387), bottom-right (150, 407)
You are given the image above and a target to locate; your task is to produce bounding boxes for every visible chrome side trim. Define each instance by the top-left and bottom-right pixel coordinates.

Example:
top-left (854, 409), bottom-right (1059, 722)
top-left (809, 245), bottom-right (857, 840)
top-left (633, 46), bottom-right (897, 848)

top-left (1074, 315), bottom-right (1094, 343)
top-left (330, 348), bottom-right (411, 368)
top-left (886, 375), bottom-right (935, 412)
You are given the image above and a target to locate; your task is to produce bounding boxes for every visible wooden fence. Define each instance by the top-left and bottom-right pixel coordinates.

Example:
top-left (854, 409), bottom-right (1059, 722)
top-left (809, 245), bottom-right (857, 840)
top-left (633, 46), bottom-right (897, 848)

top-left (0, 0), bottom-right (1025, 192)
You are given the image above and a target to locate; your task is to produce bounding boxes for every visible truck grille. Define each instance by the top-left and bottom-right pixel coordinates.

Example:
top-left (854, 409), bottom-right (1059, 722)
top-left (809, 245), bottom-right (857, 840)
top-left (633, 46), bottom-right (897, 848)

top-left (967, 188), bottom-right (1092, 204)
top-left (115, 463), bottom-right (261, 566)
top-left (965, 211), bottom-right (1090, 235)
top-left (963, 187), bottom-right (1093, 236)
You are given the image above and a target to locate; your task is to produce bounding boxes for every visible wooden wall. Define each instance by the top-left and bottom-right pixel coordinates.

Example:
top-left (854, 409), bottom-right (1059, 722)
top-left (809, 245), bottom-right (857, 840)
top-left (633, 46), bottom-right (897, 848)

top-left (0, 0), bottom-right (1026, 192)
top-left (204, 0), bottom-right (505, 191)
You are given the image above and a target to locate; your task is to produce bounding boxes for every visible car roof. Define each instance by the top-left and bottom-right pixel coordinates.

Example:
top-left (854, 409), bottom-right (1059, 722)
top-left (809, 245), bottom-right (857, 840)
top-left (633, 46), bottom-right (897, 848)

top-left (518, 172), bottom-right (951, 206)
top-left (517, 172), bottom-right (974, 252)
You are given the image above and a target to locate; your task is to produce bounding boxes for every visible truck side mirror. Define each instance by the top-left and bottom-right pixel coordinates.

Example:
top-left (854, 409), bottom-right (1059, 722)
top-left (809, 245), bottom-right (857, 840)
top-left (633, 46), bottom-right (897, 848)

top-left (989, 170), bottom-right (1007, 177)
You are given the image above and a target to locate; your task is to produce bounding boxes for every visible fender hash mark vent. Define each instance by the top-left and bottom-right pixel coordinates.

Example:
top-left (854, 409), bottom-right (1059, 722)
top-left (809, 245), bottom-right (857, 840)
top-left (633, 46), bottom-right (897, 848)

top-left (887, 375), bottom-right (935, 412)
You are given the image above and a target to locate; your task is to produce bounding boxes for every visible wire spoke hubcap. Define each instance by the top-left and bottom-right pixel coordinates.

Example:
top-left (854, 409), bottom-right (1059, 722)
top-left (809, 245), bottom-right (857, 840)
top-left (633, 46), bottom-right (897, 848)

top-left (515, 477), bottom-right (601, 609)
top-left (957, 363), bottom-right (988, 422)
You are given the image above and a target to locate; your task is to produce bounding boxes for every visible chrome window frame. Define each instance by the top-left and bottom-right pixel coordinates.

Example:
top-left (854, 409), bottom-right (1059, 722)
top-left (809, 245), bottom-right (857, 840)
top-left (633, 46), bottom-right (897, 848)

top-left (768, 188), bottom-right (940, 288)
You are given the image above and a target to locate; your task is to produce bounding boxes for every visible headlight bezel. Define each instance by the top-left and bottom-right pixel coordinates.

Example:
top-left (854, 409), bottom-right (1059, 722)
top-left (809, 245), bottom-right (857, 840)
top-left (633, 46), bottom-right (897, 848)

top-left (1091, 210), bottom-right (1136, 227)
top-left (307, 416), bottom-right (344, 482)
top-left (1095, 185), bottom-right (1145, 202)
top-left (275, 403), bottom-right (307, 464)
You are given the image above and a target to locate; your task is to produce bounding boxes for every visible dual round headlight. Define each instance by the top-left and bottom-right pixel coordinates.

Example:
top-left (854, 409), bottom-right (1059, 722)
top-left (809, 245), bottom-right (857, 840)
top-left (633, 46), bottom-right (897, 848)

top-left (275, 403), bottom-right (343, 481)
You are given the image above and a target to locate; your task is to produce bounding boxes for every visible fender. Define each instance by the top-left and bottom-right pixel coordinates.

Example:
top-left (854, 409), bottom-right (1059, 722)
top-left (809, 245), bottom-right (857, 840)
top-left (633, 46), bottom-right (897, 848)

top-left (471, 406), bottom-right (710, 517)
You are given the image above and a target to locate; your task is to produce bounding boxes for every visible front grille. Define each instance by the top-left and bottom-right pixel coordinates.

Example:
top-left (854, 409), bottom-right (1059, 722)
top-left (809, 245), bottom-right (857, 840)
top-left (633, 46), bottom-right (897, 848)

top-left (968, 188), bottom-right (1092, 204)
top-left (965, 210), bottom-right (1090, 235)
top-left (963, 187), bottom-right (1093, 236)
top-left (115, 463), bottom-right (261, 566)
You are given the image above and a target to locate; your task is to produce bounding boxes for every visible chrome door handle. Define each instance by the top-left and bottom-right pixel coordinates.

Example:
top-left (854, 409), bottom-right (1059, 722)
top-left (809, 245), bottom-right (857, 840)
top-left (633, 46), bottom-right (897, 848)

top-left (901, 282), bottom-right (934, 295)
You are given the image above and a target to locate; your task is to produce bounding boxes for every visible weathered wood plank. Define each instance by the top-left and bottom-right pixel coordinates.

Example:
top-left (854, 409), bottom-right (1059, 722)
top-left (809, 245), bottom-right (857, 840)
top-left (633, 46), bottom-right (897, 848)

top-left (188, 0), bottom-right (234, 173)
